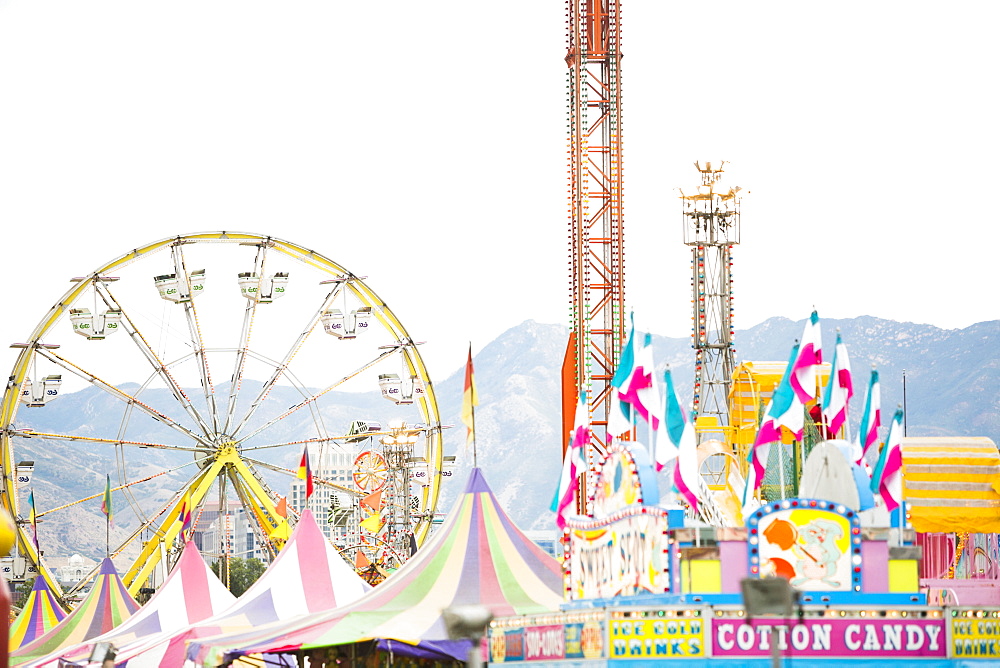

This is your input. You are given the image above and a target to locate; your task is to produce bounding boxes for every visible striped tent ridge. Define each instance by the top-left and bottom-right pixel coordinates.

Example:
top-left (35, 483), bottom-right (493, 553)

top-left (36, 541), bottom-right (236, 668)
top-left (101, 508), bottom-right (371, 667)
top-left (901, 437), bottom-right (1000, 533)
top-left (188, 468), bottom-right (564, 666)
top-left (10, 558), bottom-right (140, 666)
top-left (8, 576), bottom-right (68, 651)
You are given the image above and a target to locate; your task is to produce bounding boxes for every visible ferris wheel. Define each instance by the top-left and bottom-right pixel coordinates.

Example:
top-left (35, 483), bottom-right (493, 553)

top-left (0, 232), bottom-right (444, 601)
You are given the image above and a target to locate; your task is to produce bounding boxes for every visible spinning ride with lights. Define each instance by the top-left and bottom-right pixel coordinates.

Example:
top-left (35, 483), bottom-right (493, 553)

top-left (0, 232), bottom-right (444, 601)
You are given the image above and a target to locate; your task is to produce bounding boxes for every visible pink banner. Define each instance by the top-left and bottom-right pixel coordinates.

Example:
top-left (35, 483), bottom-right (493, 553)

top-left (523, 625), bottom-right (566, 661)
top-left (712, 618), bottom-right (946, 658)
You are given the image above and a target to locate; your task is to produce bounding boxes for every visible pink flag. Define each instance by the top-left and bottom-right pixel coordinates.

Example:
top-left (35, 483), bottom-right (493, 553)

top-left (750, 343), bottom-right (804, 493)
top-left (660, 368), bottom-right (698, 512)
top-left (821, 331), bottom-right (853, 437)
top-left (856, 368), bottom-right (881, 465)
top-left (871, 408), bottom-right (904, 511)
top-left (790, 310), bottom-right (823, 403)
top-left (551, 392), bottom-right (589, 529)
top-left (617, 333), bottom-right (660, 432)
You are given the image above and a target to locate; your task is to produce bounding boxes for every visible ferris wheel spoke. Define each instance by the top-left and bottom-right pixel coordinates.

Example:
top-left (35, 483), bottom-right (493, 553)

top-left (221, 241), bottom-right (272, 435)
top-left (234, 343), bottom-right (404, 445)
top-left (33, 348), bottom-right (212, 447)
top-left (241, 455), bottom-right (360, 498)
top-left (240, 436), bottom-right (344, 453)
top-left (169, 243), bottom-right (221, 434)
top-left (229, 282), bottom-right (345, 437)
top-left (94, 283), bottom-right (216, 436)
top-left (7, 429), bottom-right (207, 454)
top-left (35, 460), bottom-right (202, 522)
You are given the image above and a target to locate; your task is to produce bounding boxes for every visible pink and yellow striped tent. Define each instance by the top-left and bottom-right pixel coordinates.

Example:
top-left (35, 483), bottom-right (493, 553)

top-left (10, 557), bottom-right (139, 666)
top-left (188, 468), bottom-right (564, 666)
top-left (8, 576), bottom-right (67, 651)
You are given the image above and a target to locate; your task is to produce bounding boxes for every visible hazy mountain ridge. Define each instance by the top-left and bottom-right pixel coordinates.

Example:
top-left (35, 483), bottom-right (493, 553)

top-left (14, 316), bottom-right (998, 558)
top-left (435, 316), bottom-right (1000, 530)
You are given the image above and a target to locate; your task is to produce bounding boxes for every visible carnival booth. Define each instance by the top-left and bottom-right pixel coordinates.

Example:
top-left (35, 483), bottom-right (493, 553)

top-left (487, 440), bottom-right (1000, 667)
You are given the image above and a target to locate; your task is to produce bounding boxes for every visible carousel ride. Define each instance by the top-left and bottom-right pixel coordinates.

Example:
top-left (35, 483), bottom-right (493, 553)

top-left (0, 232), bottom-right (447, 603)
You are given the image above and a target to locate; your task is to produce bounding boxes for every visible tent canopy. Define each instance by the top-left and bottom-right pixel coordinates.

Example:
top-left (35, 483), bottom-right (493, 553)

top-left (902, 436), bottom-right (1000, 533)
top-left (188, 468), bottom-right (564, 666)
top-left (40, 540), bottom-right (236, 667)
top-left (8, 575), bottom-right (68, 651)
top-left (102, 508), bottom-right (370, 666)
top-left (10, 558), bottom-right (140, 666)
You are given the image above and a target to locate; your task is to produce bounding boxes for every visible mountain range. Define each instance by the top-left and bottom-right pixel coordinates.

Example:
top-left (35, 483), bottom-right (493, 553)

top-left (12, 315), bottom-right (999, 560)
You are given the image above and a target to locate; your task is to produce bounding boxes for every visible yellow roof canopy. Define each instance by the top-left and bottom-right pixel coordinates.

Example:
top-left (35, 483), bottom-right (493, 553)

top-left (901, 437), bottom-right (1000, 533)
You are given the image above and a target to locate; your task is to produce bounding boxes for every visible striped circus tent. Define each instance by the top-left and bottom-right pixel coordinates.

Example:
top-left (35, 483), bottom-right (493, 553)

top-left (8, 576), bottom-right (68, 651)
top-left (35, 541), bottom-right (236, 667)
top-left (901, 437), bottom-right (1000, 533)
top-left (101, 508), bottom-right (370, 667)
top-left (9, 558), bottom-right (140, 666)
top-left (187, 468), bottom-right (564, 666)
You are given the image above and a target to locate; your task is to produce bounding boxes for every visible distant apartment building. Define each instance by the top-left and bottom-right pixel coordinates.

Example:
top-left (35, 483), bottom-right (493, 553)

top-left (192, 499), bottom-right (266, 562)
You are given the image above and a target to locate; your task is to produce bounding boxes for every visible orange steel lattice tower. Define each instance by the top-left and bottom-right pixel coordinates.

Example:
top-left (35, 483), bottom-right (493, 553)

top-left (564, 0), bottom-right (626, 506)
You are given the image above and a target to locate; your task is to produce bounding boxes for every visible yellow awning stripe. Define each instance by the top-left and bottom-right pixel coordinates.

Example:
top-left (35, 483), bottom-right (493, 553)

top-left (899, 437), bottom-right (1000, 532)
top-left (904, 488), bottom-right (997, 500)
top-left (905, 466), bottom-right (999, 478)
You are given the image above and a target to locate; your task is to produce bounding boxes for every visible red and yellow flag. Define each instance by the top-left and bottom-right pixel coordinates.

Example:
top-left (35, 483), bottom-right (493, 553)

top-left (179, 491), bottom-right (193, 539)
top-left (461, 345), bottom-right (477, 448)
top-left (297, 446), bottom-right (314, 499)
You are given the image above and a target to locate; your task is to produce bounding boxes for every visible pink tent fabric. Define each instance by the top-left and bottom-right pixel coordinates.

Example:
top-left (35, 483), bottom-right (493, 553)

top-left (35, 541), bottom-right (236, 667)
top-left (105, 509), bottom-right (370, 667)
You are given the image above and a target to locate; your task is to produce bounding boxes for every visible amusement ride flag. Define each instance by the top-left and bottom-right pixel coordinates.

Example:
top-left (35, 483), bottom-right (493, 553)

top-left (607, 312), bottom-right (638, 439)
top-left (856, 367), bottom-right (882, 465)
top-left (179, 490), bottom-right (193, 540)
top-left (297, 446), bottom-right (314, 499)
top-left (359, 510), bottom-right (383, 534)
top-left (618, 332), bottom-right (660, 433)
top-left (660, 367), bottom-right (699, 512)
top-left (461, 344), bottom-right (477, 449)
top-left (101, 474), bottom-right (113, 526)
top-left (871, 407), bottom-right (905, 511)
top-left (821, 330), bottom-right (853, 438)
top-left (749, 343), bottom-right (805, 493)
top-left (28, 489), bottom-right (39, 550)
top-left (790, 309), bottom-right (823, 403)
top-left (551, 391), bottom-right (589, 529)
top-left (361, 490), bottom-right (382, 513)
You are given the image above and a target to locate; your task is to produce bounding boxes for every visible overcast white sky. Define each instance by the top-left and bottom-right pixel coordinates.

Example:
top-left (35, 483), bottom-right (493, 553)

top-left (1, 1), bottom-right (997, 384)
